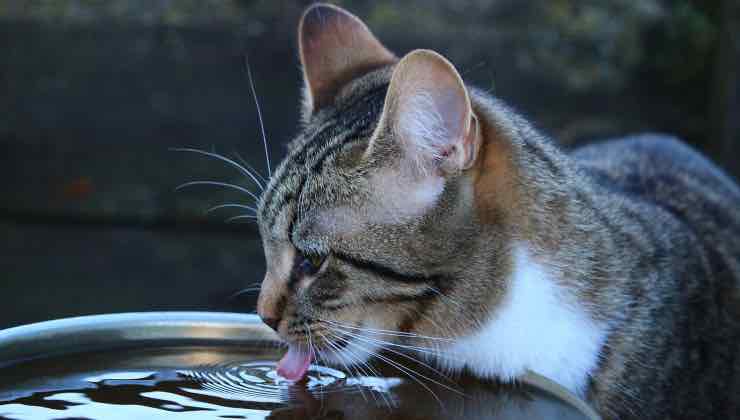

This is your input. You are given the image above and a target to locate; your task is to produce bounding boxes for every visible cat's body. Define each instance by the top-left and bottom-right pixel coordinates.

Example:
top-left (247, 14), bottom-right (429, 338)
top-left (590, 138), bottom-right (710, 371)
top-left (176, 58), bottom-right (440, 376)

top-left (255, 4), bottom-right (740, 419)
top-left (572, 135), bottom-right (740, 418)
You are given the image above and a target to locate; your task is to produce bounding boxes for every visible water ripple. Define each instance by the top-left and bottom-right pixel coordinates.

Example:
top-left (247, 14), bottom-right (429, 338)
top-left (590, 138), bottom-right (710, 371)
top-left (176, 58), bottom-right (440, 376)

top-left (178, 361), bottom-right (351, 404)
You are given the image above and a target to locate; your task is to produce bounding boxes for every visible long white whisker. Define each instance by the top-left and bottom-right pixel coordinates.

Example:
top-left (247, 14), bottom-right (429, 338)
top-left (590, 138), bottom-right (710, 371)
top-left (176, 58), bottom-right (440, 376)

top-left (306, 323), bottom-right (318, 367)
top-left (331, 338), bottom-right (378, 404)
top-left (176, 181), bottom-right (260, 202)
top-left (170, 147), bottom-right (265, 191)
top-left (318, 330), bottom-right (369, 403)
top-left (340, 333), bottom-right (446, 408)
top-left (416, 311), bottom-right (450, 340)
top-left (335, 329), bottom-right (463, 392)
top-left (234, 151), bottom-right (268, 183)
top-left (205, 203), bottom-right (258, 215)
top-left (226, 214), bottom-right (258, 223)
top-left (427, 286), bottom-right (464, 311)
top-left (306, 328), bottom-right (331, 409)
top-left (320, 318), bottom-right (453, 342)
top-left (331, 326), bottom-right (444, 357)
top-left (245, 55), bottom-right (271, 177)
top-left (328, 329), bottom-right (403, 408)
top-left (227, 287), bottom-right (262, 301)
top-left (322, 330), bottom-right (386, 407)
top-left (321, 331), bottom-right (355, 375)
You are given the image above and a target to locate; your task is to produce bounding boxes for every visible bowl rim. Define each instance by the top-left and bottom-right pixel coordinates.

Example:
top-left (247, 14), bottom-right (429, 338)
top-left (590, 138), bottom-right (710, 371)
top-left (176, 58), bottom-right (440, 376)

top-left (0, 311), bottom-right (600, 419)
top-left (0, 311), bottom-right (279, 368)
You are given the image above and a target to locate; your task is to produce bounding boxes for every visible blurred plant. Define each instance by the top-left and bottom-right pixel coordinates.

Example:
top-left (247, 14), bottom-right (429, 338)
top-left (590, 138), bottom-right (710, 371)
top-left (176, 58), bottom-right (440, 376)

top-left (0, 0), bottom-right (297, 26)
top-left (643, 0), bottom-right (717, 86)
top-left (528, 0), bottom-right (665, 92)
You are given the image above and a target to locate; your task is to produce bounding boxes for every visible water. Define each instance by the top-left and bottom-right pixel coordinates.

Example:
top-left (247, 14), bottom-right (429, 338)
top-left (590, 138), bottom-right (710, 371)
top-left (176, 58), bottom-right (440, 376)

top-left (0, 345), bottom-right (593, 419)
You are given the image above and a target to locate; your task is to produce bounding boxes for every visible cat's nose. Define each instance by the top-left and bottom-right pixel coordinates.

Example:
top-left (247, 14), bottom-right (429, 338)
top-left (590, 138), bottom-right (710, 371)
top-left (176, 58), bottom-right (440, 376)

top-left (257, 271), bottom-right (287, 333)
top-left (260, 316), bottom-right (280, 332)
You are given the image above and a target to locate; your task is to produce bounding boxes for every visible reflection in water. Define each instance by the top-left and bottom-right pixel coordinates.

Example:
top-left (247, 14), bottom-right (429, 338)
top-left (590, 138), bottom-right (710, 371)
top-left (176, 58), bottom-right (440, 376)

top-left (0, 369), bottom-right (280, 419)
top-left (180, 361), bottom-right (355, 404)
top-left (0, 347), bottom-right (592, 420)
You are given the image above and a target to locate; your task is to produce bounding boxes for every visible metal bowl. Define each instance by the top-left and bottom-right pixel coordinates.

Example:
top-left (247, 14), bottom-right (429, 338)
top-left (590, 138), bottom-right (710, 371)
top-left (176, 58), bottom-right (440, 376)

top-left (0, 312), bottom-right (601, 419)
top-left (0, 312), bottom-right (278, 367)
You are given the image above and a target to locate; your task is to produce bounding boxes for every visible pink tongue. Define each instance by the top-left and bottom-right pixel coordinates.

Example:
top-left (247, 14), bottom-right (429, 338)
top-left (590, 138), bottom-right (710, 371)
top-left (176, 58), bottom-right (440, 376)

top-left (276, 345), bottom-right (312, 381)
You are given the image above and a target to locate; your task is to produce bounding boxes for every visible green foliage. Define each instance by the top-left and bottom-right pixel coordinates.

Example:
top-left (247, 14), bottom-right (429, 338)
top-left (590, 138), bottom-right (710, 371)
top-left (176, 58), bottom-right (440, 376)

top-left (647, 0), bottom-right (717, 85)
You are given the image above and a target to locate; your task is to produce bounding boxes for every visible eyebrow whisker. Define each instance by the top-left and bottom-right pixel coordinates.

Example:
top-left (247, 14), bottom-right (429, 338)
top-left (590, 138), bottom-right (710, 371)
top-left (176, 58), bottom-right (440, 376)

top-left (170, 147), bottom-right (265, 191)
top-left (205, 203), bottom-right (258, 215)
top-left (226, 214), bottom-right (258, 223)
top-left (175, 180), bottom-right (261, 202)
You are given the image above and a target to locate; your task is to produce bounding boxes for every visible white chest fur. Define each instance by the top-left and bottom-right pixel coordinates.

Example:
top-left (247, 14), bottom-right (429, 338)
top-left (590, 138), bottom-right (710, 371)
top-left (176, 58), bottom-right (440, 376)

top-left (436, 246), bottom-right (607, 396)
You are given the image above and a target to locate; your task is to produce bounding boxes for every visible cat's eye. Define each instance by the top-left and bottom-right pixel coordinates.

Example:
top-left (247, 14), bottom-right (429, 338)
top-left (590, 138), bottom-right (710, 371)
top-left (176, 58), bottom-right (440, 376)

top-left (298, 253), bottom-right (326, 276)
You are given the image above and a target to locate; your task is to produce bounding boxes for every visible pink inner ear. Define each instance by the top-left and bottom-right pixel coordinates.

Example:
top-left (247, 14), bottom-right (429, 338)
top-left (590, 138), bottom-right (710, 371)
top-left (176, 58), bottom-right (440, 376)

top-left (299, 4), bottom-right (396, 110)
top-left (382, 51), bottom-right (472, 171)
top-left (435, 86), bottom-right (467, 140)
top-left (395, 89), bottom-right (468, 167)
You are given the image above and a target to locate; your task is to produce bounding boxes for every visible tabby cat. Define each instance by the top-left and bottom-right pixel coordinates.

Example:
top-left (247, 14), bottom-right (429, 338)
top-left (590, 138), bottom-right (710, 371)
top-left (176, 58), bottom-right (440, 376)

top-left (255, 4), bottom-right (740, 419)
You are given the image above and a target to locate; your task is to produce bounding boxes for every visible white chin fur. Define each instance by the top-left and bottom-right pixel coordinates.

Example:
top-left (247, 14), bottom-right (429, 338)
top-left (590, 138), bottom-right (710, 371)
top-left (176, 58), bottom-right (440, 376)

top-left (434, 245), bottom-right (607, 396)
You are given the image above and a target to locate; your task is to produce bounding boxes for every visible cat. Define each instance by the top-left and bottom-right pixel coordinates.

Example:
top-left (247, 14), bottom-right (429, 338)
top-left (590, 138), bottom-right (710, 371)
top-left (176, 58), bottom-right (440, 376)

top-left (254, 3), bottom-right (740, 419)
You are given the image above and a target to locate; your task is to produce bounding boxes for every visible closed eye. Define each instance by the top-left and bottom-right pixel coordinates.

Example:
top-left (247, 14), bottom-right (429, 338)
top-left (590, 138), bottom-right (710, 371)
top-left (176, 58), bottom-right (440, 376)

top-left (296, 252), bottom-right (327, 277)
top-left (332, 251), bottom-right (438, 285)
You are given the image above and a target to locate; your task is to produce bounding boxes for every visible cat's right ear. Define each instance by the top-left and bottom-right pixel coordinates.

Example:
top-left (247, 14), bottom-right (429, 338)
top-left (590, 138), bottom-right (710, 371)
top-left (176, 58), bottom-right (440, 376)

top-left (298, 3), bottom-right (396, 119)
top-left (372, 49), bottom-right (481, 176)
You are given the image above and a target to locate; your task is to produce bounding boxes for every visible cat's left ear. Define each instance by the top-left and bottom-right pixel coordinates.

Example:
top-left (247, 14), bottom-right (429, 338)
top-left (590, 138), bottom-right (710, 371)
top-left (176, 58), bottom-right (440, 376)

top-left (299, 3), bottom-right (396, 117)
top-left (374, 49), bottom-right (480, 175)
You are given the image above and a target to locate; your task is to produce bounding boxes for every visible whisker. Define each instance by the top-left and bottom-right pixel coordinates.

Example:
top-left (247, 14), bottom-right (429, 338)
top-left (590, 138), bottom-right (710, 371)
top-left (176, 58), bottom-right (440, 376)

top-left (322, 330), bottom-right (386, 407)
top-left (170, 147), bottom-right (265, 191)
top-left (317, 330), bottom-right (369, 403)
top-left (226, 214), bottom-right (258, 223)
top-left (205, 203), bottom-right (258, 215)
top-left (338, 332), bottom-right (446, 408)
top-left (321, 318), bottom-right (446, 340)
top-left (306, 327), bottom-right (331, 407)
top-left (333, 341), bottom-right (378, 403)
top-left (234, 151), bottom-right (268, 183)
top-left (306, 322), bottom-right (320, 369)
top-left (320, 318), bottom-right (453, 342)
top-left (335, 328), bottom-right (463, 391)
top-left (245, 55), bottom-right (271, 177)
top-left (330, 326), bottom-right (445, 357)
top-left (427, 286), bottom-right (465, 311)
top-left (330, 329), bottom-right (404, 408)
top-left (227, 287), bottom-right (262, 302)
top-left (175, 181), bottom-right (260, 202)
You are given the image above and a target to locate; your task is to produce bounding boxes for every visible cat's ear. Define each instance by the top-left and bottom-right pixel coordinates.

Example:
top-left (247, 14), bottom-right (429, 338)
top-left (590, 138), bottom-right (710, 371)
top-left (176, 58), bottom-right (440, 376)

top-left (376, 49), bottom-right (480, 174)
top-left (298, 3), bottom-right (396, 115)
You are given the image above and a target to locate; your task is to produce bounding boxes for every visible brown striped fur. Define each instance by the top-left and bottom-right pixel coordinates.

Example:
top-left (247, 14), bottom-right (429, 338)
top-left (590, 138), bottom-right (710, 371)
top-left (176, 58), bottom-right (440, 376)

top-left (255, 4), bottom-right (740, 419)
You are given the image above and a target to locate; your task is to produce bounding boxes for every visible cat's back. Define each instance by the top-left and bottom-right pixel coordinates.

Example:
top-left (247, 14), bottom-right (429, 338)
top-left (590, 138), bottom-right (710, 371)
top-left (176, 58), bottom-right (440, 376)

top-left (572, 134), bottom-right (740, 248)
top-left (571, 134), bottom-right (740, 418)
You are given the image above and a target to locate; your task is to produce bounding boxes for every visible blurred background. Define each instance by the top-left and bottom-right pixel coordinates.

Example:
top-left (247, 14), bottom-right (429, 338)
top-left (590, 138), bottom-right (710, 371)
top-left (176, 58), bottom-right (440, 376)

top-left (1, 0), bottom-right (738, 329)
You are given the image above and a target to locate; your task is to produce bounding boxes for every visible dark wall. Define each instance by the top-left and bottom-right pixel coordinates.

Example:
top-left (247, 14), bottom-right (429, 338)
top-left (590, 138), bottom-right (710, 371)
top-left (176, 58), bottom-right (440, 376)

top-left (1, 0), bottom-right (736, 329)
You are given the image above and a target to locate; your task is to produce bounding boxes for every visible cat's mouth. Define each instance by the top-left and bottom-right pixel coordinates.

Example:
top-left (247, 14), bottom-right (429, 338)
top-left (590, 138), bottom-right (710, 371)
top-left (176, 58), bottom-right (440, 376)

top-left (276, 328), bottom-right (372, 381)
top-left (276, 343), bottom-right (313, 381)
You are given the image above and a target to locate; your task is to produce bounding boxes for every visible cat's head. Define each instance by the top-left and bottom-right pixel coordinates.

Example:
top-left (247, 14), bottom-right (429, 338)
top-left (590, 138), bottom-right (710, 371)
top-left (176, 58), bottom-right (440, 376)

top-left (256, 4), bottom-right (515, 368)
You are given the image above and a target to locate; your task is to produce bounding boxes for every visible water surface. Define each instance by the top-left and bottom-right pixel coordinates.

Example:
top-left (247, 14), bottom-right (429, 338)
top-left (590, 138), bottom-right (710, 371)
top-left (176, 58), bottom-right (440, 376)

top-left (0, 345), bottom-right (591, 419)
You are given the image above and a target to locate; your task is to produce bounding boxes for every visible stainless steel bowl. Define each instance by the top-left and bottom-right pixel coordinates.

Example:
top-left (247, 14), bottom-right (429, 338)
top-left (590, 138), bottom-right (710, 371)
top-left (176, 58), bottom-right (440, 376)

top-left (0, 312), bottom-right (279, 367)
top-left (0, 312), bottom-right (601, 419)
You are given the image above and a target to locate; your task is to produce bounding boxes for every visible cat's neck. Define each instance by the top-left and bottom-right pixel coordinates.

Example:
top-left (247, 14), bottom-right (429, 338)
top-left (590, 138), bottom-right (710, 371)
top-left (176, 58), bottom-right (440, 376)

top-left (471, 91), bottom-right (633, 308)
top-left (439, 94), bottom-right (626, 393)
